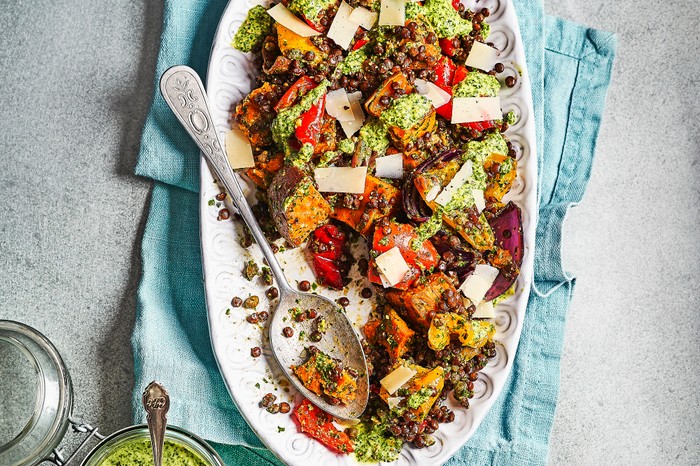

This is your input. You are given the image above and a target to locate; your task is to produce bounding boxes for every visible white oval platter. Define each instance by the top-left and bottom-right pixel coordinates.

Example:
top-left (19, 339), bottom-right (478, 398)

top-left (200, 0), bottom-right (538, 464)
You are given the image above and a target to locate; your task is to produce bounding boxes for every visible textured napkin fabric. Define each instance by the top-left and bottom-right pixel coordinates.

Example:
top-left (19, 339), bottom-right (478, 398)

top-left (132, 1), bottom-right (616, 464)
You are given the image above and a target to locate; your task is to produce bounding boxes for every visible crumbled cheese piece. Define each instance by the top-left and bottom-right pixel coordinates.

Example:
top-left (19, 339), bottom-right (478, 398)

top-left (375, 153), bottom-right (404, 179)
top-left (379, 0), bottom-right (406, 26)
top-left (348, 6), bottom-right (378, 30)
top-left (415, 78), bottom-right (451, 108)
top-left (326, 1), bottom-right (357, 50)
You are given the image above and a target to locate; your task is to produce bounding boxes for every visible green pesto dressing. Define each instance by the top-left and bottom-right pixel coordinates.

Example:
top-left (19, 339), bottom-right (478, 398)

top-left (505, 110), bottom-right (517, 125)
top-left (462, 132), bottom-right (508, 165)
top-left (337, 45), bottom-right (369, 75)
top-left (353, 421), bottom-right (403, 463)
top-left (98, 439), bottom-right (208, 466)
top-left (232, 5), bottom-right (273, 52)
top-left (338, 138), bottom-right (355, 154)
top-left (421, 0), bottom-right (472, 39)
top-left (379, 93), bottom-right (432, 130)
top-left (271, 80), bottom-right (329, 163)
top-left (359, 117), bottom-right (390, 155)
top-left (414, 208), bottom-right (444, 247)
top-left (406, 387), bottom-right (433, 409)
top-left (452, 71), bottom-right (500, 98)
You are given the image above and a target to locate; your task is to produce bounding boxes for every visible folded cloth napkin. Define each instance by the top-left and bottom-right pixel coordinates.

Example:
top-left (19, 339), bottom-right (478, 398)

top-left (132, 1), bottom-right (616, 463)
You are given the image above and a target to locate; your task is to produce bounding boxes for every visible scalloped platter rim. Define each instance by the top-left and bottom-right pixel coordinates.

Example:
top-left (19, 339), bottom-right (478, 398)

top-left (200, 0), bottom-right (538, 464)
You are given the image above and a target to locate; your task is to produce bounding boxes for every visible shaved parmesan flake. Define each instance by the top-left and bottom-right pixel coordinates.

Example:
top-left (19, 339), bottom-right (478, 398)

top-left (452, 97), bottom-right (502, 124)
top-left (415, 78), bottom-right (451, 109)
top-left (426, 184), bottom-right (440, 202)
top-left (472, 300), bottom-right (495, 319)
top-left (460, 264), bottom-right (500, 305)
top-left (387, 396), bottom-right (404, 410)
top-left (325, 88), bottom-right (355, 122)
top-left (434, 160), bottom-right (473, 206)
top-left (379, 0), bottom-right (405, 26)
top-left (224, 127), bottom-right (254, 169)
top-left (339, 91), bottom-right (365, 137)
top-left (314, 166), bottom-right (367, 193)
top-left (380, 365), bottom-right (416, 395)
top-left (267, 4), bottom-right (321, 37)
top-left (465, 41), bottom-right (500, 72)
top-left (348, 6), bottom-right (378, 30)
top-left (375, 153), bottom-right (404, 179)
top-left (326, 1), bottom-right (357, 50)
top-left (472, 188), bottom-right (485, 212)
top-left (375, 247), bottom-right (410, 287)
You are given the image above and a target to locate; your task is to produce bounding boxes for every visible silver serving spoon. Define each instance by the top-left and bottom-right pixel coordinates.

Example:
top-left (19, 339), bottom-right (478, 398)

top-left (142, 381), bottom-right (170, 466)
top-left (160, 66), bottom-right (368, 420)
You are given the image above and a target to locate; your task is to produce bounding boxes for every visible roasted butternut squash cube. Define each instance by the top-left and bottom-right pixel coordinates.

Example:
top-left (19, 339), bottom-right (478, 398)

top-left (330, 175), bottom-right (400, 236)
top-left (386, 272), bottom-right (456, 330)
top-left (268, 166), bottom-right (331, 247)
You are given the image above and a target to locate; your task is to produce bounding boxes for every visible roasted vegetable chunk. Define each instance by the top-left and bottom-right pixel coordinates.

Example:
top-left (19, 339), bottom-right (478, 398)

top-left (293, 399), bottom-right (354, 453)
top-left (367, 221), bottom-right (439, 290)
top-left (292, 349), bottom-right (358, 404)
top-left (267, 165), bottom-right (331, 247)
top-left (386, 272), bottom-right (456, 329)
top-left (365, 73), bottom-right (414, 118)
top-left (285, 0), bottom-right (340, 32)
top-left (484, 152), bottom-right (517, 203)
top-left (234, 82), bottom-right (278, 148)
top-left (363, 307), bottom-right (415, 360)
top-left (330, 175), bottom-right (400, 236)
top-left (277, 24), bottom-right (324, 66)
top-left (246, 151), bottom-right (284, 189)
top-left (379, 361), bottom-right (444, 422)
top-left (427, 312), bottom-right (496, 351)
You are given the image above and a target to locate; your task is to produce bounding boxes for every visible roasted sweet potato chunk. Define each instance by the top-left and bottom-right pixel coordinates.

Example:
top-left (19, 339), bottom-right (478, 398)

top-left (364, 73), bottom-right (414, 118)
top-left (386, 272), bottom-right (456, 330)
top-left (364, 307), bottom-right (415, 360)
top-left (267, 166), bottom-right (331, 247)
top-left (330, 175), bottom-right (400, 236)
top-left (234, 82), bottom-right (278, 148)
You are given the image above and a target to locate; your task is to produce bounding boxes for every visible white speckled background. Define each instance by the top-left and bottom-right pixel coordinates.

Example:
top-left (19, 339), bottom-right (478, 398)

top-left (0, 1), bottom-right (698, 464)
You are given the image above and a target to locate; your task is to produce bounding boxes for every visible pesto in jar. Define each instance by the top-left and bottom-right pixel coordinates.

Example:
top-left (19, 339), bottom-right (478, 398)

top-left (232, 5), bottom-right (273, 52)
top-left (97, 439), bottom-right (208, 466)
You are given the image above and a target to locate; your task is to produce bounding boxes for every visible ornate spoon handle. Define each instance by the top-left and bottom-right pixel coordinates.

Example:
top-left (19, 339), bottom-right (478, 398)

top-left (142, 381), bottom-right (170, 466)
top-left (159, 65), bottom-right (291, 293)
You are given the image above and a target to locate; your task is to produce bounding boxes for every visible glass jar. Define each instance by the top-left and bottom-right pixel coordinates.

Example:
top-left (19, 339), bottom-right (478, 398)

top-left (0, 320), bottom-right (224, 466)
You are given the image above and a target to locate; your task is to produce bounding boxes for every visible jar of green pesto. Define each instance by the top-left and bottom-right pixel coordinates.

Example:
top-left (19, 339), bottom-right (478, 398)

top-left (0, 321), bottom-right (224, 466)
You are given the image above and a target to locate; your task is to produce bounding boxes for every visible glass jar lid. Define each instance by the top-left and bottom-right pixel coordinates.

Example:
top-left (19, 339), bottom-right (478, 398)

top-left (0, 320), bottom-right (73, 466)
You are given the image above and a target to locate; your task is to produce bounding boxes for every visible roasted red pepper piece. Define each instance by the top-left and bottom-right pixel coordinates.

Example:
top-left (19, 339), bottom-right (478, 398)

top-left (439, 38), bottom-right (457, 57)
top-left (306, 224), bottom-right (348, 289)
top-left (275, 76), bottom-right (317, 112)
top-left (453, 66), bottom-right (469, 85)
top-left (451, 0), bottom-right (461, 10)
top-left (295, 94), bottom-right (326, 145)
top-left (368, 221), bottom-right (439, 290)
top-left (352, 39), bottom-right (369, 50)
top-left (293, 399), bottom-right (354, 454)
top-left (434, 56), bottom-right (456, 89)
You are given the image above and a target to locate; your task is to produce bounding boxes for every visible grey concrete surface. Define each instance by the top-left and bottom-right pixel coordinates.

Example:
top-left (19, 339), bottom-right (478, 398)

top-left (0, 0), bottom-right (697, 465)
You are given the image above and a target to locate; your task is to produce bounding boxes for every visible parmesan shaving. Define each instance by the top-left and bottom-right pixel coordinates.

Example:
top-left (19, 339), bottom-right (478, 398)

top-left (465, 41), bottom-right (500, 72)
top-left (460, 264), bottom-right (500, 305)
top-left (326, 1), bottom-right (357, 50)
top-left (379, 0), bottom-right (406, 26)
top-left (375, 153), bottom-right (404, 179)
top-left (380, 365), bottom-right (416, 394)
top-left (472, 189), bottom-right (486, 212)
top-left (434, 160), bottom-right (473, 206)
top-left (415, 78), bottom-right (452, 108)
top-left (224, 127), bottom-right (255, 169)
top-left (266, 3), bottom-right (321, 37)
top-left (375, 247), bottom-right (410, 287)
top-left (452, 97), bottom-right (502, 124)
top-left (325, 88), bottom-right (355, 122)
top-left (314, 166), bottom-right (367, 194)
top-left (348, 6), bottom-right (378, 30)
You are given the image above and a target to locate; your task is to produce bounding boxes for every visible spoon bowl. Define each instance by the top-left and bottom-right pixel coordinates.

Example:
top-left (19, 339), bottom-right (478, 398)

top-left (160, 65), bottom-right (369, 420)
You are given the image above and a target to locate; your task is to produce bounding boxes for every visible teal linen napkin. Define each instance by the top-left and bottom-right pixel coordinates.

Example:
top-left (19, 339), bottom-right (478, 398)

top-left (132, 2), bottom-right (616, 464)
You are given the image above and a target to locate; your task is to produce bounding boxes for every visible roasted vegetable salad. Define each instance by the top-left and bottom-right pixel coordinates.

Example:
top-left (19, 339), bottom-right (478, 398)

top-left (231, 0), bottom-right (523, 460)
